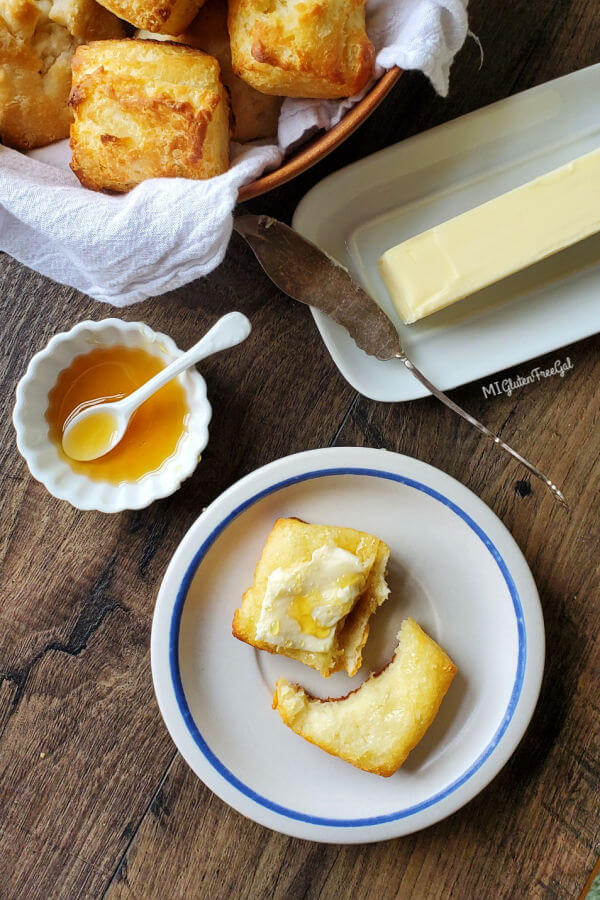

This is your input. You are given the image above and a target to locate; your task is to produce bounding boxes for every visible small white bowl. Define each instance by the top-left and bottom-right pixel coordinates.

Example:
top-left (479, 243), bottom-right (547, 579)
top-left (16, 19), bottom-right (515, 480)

top-left (13, 319), bottom-right (212, 513)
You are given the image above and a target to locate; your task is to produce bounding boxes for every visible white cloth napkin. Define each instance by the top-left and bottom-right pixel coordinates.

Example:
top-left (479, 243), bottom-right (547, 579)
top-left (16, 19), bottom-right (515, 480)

top-left (0, 0), bottom-right (468, 306)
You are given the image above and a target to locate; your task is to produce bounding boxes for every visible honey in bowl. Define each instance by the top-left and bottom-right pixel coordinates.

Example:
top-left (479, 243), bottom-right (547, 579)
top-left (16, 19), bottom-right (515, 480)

top-left (46, 345), bottom-right (189, 483)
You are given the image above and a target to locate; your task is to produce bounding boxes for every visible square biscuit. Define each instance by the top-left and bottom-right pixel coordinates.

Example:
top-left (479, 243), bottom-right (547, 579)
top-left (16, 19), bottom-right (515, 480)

top-left (232, 517), bottom-right (390, 677)
top-left (69, 39), bottom-right (230, 192)
top-left (228, 0), bottom-right (374, 99)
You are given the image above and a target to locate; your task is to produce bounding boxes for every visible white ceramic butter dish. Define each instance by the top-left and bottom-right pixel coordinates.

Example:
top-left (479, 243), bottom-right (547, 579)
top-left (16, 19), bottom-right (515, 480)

top-left (293, 63), bottom-right (600, 401)
top-left (13, 319), bottom-right (212, 513)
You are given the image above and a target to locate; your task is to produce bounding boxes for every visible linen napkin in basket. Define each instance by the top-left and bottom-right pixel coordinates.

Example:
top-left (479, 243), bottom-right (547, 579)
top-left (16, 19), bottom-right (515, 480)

top-left (0, 0), bottom-right (468, 305)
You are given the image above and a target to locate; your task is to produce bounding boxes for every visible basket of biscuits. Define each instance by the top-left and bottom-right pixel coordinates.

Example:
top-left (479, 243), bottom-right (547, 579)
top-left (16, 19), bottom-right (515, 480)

top-left (0, 0), bottom-right (467, 304)
top-left (0, 0), bottom-right (403, 197)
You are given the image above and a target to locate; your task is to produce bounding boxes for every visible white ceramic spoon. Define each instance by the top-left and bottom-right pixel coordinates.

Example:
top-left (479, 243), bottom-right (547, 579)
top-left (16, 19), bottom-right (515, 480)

top-left (62, 312), bottom-right (251, 462)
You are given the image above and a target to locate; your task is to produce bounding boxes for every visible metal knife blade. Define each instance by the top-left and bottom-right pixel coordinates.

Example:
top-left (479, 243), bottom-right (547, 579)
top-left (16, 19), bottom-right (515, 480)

top-left (233, 213), bottom-right (567, 508)
top-left (233, 214), bottom-right (401, 361)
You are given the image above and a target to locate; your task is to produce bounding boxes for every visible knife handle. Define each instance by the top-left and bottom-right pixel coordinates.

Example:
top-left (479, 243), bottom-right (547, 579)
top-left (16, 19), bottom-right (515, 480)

top-left (398, 353), bottom-right (568, 508)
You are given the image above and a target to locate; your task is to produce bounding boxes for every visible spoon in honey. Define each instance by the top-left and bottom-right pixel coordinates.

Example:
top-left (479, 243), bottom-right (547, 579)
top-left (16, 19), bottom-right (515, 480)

top-left (62, 312), bottom-right (251, 462)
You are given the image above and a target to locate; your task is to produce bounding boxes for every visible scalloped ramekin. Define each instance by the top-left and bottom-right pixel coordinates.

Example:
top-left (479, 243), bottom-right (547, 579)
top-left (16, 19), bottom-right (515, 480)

top-left (13, 319), bottom-right (212, 513)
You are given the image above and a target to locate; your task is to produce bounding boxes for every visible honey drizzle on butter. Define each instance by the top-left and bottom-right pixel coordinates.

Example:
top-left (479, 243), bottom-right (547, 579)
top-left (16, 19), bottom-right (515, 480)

top-left (46, 345), bottom-right (189, 484)
top-left (287, 573), bottom-right (366, 638)
top-left (288, 592), bottom-right (331, 639)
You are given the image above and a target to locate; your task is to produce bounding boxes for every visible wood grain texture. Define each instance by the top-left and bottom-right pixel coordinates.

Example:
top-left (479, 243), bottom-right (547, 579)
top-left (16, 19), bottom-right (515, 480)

top-left (1, 0), bottom-right (599, 896)
top-left (0, 255), bottom-right (354, 898)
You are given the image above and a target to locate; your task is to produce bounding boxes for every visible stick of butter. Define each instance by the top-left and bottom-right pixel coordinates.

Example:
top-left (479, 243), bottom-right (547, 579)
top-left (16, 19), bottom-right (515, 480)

top-left (378, 148), bottom-right (600, 324)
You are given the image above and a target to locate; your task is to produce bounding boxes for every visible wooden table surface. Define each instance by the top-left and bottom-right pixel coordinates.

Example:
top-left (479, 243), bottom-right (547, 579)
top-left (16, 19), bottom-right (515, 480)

top-left (1, 1), bottom-right (599, 897)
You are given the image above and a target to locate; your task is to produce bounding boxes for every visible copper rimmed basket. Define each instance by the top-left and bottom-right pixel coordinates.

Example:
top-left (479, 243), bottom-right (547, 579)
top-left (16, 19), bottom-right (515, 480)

top-left (238, 67), bottom-right (402, 201)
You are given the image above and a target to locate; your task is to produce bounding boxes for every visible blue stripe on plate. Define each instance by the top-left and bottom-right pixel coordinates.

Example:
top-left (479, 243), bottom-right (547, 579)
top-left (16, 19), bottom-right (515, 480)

top-left (168, 467), bottom-right (526, 828)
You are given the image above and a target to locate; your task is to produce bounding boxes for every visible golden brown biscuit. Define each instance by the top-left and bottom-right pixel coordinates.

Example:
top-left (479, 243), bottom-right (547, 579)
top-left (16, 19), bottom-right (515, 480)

top-left (0, 0), bottom-right (124, 150)
top-left (94, 0), bottom-right (201, 35)
top-left (273, 618), bottom-right (457, 776)
top-left (228, 0), bottom-right (374, 99)
top-left (69, 39), bottom-right (230, 192)
top-left (232, 517), bottom-right (390, 677)
top-left (137, 0), bottom-right (281, 142)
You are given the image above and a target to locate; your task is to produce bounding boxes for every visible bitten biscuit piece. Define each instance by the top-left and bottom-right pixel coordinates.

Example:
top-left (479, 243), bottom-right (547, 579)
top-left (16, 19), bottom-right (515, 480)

top-left (232, 518), bottom-right (390, 677)
top-left (137, 0), bottom-right (281, 142)
top-left (273, 618), bottom-right (457, 776)
top-left (0, 0), bottom-right (124, 150)
top-left (69, 39), bottom-right (230, 192)
top-left (228, 0), bottom-right (373, 99)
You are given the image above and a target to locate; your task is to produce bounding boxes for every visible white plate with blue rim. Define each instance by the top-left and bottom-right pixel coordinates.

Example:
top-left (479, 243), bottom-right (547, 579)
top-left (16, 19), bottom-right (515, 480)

top-left (151, 447), bottom-right (544, 843)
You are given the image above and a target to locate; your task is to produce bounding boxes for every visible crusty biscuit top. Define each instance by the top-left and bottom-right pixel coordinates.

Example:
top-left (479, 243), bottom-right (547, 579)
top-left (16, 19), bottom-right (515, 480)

top-left (0, 0), bottom-right (123, 149)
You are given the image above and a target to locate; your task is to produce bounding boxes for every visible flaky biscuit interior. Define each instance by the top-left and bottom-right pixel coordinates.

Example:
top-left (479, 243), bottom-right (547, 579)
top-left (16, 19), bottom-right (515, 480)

top-left (232, 517), bottom-right (390, 677)
top-left (273, 617), bottom-right (457, 776)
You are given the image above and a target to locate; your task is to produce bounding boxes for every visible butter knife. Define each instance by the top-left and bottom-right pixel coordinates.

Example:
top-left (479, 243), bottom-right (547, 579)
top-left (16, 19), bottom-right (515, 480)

top-left (233, 213), bottom-right (566, 507)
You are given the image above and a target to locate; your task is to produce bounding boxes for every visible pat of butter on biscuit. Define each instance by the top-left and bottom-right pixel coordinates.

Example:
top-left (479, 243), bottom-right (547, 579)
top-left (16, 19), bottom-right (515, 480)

top-left (255, 545), bottom-right (369, 654)
top-left (378, 147), bottom-right (600, 324)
